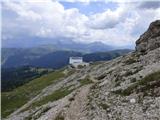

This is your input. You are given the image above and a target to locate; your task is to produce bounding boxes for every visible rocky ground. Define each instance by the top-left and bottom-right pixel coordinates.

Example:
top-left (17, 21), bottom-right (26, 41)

top-left (4, 20), bottom-right (160, 120)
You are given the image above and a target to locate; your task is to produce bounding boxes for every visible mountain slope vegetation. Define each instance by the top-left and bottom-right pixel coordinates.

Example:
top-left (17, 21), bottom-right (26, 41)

top-left (1, 66), bottom-right (53, 92)
top-left (2, 68), bottom-right (70, 117)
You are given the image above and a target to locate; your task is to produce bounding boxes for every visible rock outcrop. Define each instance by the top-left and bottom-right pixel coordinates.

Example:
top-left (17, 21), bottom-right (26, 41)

top-left (4, 20), bottom-right (160, 120)
top-left (136, 20), bottom-right (160, 53)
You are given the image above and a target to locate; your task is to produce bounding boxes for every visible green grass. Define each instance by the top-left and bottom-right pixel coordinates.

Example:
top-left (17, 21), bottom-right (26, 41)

top-left (1, 69), bottom-right (66, 118)
top-left (30, 86), bottom-right (74, 108)
top-left (113, 70), bottom-right (160, 96)
top-left (79, 77), bottom-right (93, 86)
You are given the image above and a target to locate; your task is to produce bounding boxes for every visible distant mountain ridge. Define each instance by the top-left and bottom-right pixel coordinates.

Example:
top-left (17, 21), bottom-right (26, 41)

top-left (2, 47), bottom-right (132, 69)
top-left (31, 49), bottom-right (131, 69)
top-left (2, 37), bottom-right (114, 53)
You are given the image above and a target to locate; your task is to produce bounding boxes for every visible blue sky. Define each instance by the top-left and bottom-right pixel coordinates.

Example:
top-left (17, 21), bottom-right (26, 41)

top-left (60, 1), bottom-right (118, 15)
top-left (2, 0), bottom-right (160, 48)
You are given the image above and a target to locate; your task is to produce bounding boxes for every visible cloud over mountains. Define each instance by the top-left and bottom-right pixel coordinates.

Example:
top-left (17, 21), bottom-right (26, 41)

top-left (2, 0), bottom-right (160, 47)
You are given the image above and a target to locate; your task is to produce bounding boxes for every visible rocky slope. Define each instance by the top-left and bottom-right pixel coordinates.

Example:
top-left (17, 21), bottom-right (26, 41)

top-left (4, 20), bottom-right (160, 120)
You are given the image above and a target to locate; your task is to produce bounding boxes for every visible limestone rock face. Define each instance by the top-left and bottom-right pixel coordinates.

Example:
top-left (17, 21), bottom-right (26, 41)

top-left (136, 20), bottom-right (160, 53)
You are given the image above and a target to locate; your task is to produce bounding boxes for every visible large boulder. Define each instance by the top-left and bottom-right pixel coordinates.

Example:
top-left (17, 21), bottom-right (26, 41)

top-left (136, 20), bottom-right (160, 53)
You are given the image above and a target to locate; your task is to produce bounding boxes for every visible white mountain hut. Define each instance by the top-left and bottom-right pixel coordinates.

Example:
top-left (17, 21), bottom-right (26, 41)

top-left (69, 57), bottom-right (89, 68)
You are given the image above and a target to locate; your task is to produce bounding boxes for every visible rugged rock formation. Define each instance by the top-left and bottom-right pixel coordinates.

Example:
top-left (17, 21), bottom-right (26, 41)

top-left (4, 20), bottom-right (160, 120)
top-left (136, 20), bottom-right (160, 53)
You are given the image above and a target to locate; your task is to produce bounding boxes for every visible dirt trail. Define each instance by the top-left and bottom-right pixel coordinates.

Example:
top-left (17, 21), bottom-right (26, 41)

top-left (65, 84), bottom-right (92, 120)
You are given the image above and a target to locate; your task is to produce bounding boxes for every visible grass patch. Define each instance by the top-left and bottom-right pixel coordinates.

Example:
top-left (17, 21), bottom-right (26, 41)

top-left (124, 57), bottom-right (137, 65)
top-left (1, 69), bottom-right (66, 118)
top-left (113, 70), bottom-right (160, 96)
top-left (30, 86), bottom-right (74, 108)
top-left (67, 69), bottom-right (75, 76)
top-left (79, 76), bottom-right (93, 86)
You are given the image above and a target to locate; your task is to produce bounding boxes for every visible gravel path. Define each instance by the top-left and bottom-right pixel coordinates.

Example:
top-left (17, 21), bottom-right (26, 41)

top-left (65, 84), bottom-right (92, 120)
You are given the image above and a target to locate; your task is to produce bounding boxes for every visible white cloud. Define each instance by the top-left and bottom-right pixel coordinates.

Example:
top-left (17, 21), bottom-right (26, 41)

top-left (2, 0), bottom-right (160, 47)
top-left (57, 0), bottom-right (158, 3)
top-left (86, 3), bottom-right (127, 29)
